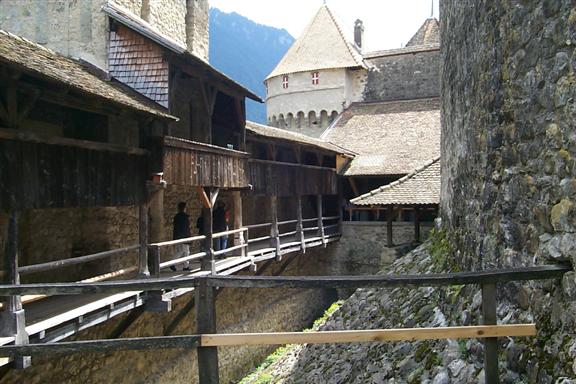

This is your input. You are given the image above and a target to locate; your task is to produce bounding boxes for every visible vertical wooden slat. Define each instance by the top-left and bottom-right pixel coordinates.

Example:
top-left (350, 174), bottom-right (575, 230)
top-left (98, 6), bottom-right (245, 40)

top-left (296, 195), bottom-right (306, 253)
top-left (269, 196), bottom-right (281, 260)
top-left (202, 203), bottom-right (215, 274)
top-left (387, 206), bottom-right (394, 247)
top-left (0, 212), bottom-right (31, 369)
top-left (482, 283), bottom-right (499, 384)
top-left (232, 191), bottom-right (245, 257)
top-left (138, 204), bottom-right (150, 277)
top-left (317, 195), bottom-right (326, 246)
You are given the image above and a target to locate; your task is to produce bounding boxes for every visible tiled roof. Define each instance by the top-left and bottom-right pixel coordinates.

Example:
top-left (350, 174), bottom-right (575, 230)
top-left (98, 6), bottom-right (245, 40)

top-left (0, 29), bottom-right (176, 120)
top-left (266, 5), bottom-right (365, 79)
top-left (351, 158), bottom-right (440, 206)
top-left (363, 44), bottom-right (439, 60)
top-left (246, 121), bottom-right (354, 156)
top-left (406, 18), bottom-right (440, 47)
top-left (322, 98), bottom-right (440, 176)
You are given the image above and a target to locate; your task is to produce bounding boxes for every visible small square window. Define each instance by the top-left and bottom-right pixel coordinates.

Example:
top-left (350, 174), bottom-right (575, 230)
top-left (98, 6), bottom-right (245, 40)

top-left (312, 72), bottom-right (319, 85)
top-left (282, 75), bottom-right (289, 89)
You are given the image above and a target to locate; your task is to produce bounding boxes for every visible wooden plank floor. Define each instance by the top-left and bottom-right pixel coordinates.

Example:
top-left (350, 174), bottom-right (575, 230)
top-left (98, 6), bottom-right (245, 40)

top-left (12, 232), bottom-right (340, 352)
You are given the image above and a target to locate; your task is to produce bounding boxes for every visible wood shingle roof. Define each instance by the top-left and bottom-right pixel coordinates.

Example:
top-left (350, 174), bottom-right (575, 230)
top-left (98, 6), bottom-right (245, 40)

top-left (351, 157), bottom-right (440, 206)
top-left (323, 98), bottom-right (440, 176)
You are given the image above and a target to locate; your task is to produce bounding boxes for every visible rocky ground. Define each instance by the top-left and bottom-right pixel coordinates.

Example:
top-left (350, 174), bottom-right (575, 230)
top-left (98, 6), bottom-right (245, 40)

top-left (240, 231), bottom-right (576, 384)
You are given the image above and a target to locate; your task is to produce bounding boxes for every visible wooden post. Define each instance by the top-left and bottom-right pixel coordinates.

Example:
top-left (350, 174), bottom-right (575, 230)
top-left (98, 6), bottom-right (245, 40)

top-left (269, 196), bottom-right (281, 260)
top-left (387, 206), bottom-right (394, 247)
top-left (414, 206), bottom-right (421, 243)
top-left (145, 175), bottom-right (170, 312)
top-left (138, 204), bottom-right (150, 277)
top-left (296, 196), bottom-right (306, 253)
top-left (482, 283), bottom-right (499, 384)
top-left (0, 212), bottom-right (31, 369)
top-left (196, 278), bottom-right (219, 384)
top-left (202, 206), bottom-right (215, 274)
top-left (317, 195), bottom-right (326, 246)
top-left (232, 191), bottom-right (245, 257)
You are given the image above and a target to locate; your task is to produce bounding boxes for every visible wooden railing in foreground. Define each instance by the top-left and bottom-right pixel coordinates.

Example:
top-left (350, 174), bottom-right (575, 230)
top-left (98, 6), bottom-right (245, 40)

top-left (0, 264), bottom-right (570, 384)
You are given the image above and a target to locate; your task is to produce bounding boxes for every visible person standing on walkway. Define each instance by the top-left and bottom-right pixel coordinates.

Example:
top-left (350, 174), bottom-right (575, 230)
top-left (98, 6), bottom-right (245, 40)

top-left (213, 201), bottom-right (229, 253)
top-left (172, 202), bottom-right (191, 271)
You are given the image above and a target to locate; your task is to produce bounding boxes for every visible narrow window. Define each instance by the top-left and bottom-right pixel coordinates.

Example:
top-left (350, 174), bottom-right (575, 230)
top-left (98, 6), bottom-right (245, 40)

top-left (312, 72), bottom-right (319, 85)
top-left (282, 75), bottom-right (289, 89)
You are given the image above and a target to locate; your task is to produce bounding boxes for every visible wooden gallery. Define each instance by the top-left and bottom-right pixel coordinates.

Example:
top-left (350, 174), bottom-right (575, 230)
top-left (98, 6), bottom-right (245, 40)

top-left (0, 19), bottom-right (350, 374)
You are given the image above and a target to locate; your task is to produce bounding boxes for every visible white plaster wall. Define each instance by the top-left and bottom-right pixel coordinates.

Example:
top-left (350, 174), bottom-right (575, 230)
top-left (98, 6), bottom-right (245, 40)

top-left (266, 68), bottom-right (347, 123)
top-left (0, 0), bottom-right (109, 70)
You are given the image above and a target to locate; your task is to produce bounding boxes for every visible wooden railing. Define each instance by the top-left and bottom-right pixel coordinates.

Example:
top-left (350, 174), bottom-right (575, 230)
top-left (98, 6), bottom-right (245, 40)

top-left (0, 265), bottom-right (570, 384)
top-left (162, 137), bottom-right (249, 189)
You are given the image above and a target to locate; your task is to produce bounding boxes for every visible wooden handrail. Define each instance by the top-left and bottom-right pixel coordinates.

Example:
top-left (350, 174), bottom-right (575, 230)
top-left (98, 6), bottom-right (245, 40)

top-left (278, 219), bottom-right (298, 226)
top-left (212, 228), bottom-right (247, 239)
top-left (150, 235), bottom-right (206, 248)
top-left (213, 244), bottom-right (248, 257)
top-left (322, 216), bottom-right (340, 221)
top-left (16, 245), bottom-right (140, 275)
top-left (0, 265), bottom-right (569, 296)
top-left (245, 223), bottom-right (272, 229)
top-left (159, 252), bottom-right (207, 269)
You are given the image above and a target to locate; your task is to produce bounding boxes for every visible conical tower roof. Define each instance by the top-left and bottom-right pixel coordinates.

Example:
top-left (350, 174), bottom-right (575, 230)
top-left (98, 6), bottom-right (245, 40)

top-left (406, 18), bottom-right (439, 47)
top-left (266, 5), bottom-right (365, 80)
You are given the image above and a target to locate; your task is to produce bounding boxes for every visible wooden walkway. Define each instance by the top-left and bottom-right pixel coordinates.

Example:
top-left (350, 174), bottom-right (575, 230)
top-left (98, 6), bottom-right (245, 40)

top-left (0, 227), bottom-right (340, 357)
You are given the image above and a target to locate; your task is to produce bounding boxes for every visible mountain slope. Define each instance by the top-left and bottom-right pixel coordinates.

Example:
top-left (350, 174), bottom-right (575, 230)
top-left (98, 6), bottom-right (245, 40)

top-left (209, 8), bottom-right (294, 124)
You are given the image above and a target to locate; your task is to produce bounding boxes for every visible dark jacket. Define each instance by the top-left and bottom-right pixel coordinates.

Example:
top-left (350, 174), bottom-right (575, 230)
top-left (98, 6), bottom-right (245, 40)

top-left (213, 207), bottom-right (227, 232)
top-left (173, 212), bottom-right (191, 240)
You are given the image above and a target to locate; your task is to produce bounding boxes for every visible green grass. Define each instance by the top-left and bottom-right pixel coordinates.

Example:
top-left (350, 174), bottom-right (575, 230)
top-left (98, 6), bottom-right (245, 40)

top-left (239, 300), bottom-right (345, 384)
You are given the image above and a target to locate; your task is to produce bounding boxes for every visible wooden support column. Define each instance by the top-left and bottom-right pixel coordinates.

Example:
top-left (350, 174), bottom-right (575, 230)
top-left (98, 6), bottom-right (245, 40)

top-left (482, 283), bottom-right (499, 384)
top-left (232, 191), bottom-right (245, 257)
top-left (414, 206), bottom-right (421, 243)
top-left (317, 195), bottom-right (326, 246)
top-left (1, 212), bottom-right (31, 369)
top-left (386, 206), bottom-right (394, 247)
top-left (269, 196), bottom-right (281, 260)
top-left (296, 196), bottom-right (306, 253)
top-left (201, 187), bottom-right (219, 274)
top-left (196, 278), bottom-right (219, 384)
top-left (138, 204), bottom-right (150, 277)
top-left (145, 175), bottom-right (170, 313)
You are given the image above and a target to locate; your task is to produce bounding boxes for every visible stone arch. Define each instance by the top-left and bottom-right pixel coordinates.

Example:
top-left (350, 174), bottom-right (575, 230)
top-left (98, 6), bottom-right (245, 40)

top-left (308, 111), bottom-right (317, 128)
top-left (286, 113), bottom-right (294, 129)
top-left (278, 114), bottom-right (286, 128)
top-left (329, 111), bottom-right (339, 125)
top-left (271, 115), bottom-right (278, 127)
top-left (320, 110), bottom-right (329, 129)
top-left (296, 111), bottom-right (305, 129)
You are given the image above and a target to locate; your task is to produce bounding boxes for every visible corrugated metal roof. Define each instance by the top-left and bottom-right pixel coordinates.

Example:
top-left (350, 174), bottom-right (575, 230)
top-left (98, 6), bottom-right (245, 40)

top-left (266, 5), bottom-right (365, 80)
top-left (351, 157), bottom-right (440, 206)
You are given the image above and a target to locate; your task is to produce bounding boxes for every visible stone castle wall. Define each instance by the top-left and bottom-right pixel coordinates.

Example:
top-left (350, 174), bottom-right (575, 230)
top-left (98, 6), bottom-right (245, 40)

top-left (0, 0), bottom-right (109, 70)
top-left (363, 48), bottom-right (440, 102)
top-left (441, 0), bottom-right (576, 380)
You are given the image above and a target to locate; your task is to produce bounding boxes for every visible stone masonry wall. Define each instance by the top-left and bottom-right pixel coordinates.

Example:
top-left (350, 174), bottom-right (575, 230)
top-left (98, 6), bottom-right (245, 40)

top-left (0, 0), bottom-right (109, 70)
top-left (441, 0), bottom-right (576, 380)
top-left (331, 222), bottom-right (433, 276)
top-left (0, 246), bottom-right (337, 384)
top-left (363, 49), bottom-right (440, 102)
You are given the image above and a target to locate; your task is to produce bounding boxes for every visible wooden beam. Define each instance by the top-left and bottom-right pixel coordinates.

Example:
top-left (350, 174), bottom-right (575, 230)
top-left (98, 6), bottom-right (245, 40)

top-left (348, 177), bottom-right (360, 197)
top-left (317, 195), bottom-right (326, 246)
top-left (5, 86), bottom-right (18, 128)
top-left (16, 89), bottom-right (40, 126)
top-left (202, 203), bottom-right (215, 274)
top-left (269, 196), bottom-right (281, 260)
top-left (200, 325), bottom-right (536, 347)
top-left (232, 192), bottom-right (245, 257)
top-left (387, 206), bottom-right (394, 246)
top-left (0, 335), bottom-right (200, 357)
top-left (139, 204), bottom-right (150, 277)
top-left (209, 188), bottom-right (220, 210)
top-left (482, 283), bottom-right (499, 384)
top-left (196, 278), bottom-right (219, 384)
top-left (0, 265), bottom-right (570, 297)
top-left (197, 186), bottom-right (212, 209)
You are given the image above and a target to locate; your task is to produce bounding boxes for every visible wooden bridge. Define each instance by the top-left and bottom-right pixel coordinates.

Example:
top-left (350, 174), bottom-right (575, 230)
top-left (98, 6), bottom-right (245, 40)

top-left (0, 209), bottom-right (341, 368)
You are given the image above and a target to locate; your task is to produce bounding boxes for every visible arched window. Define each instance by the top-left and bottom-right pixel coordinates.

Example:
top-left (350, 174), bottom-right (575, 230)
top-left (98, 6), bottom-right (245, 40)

top-left (297, 111), bottom-right (305, 129)
top-left (308, 111), bottom-right (317, 128)
top-left (278, 114), bottom-right (286, 128)
top-left (320, 110), bottom-right (329, 128)
top-left (272, 115), bottom-right (278, 127)
top-left (286, 113), bottom-right (294, 129)
top-left (329, 111), bottom-right (339, 125)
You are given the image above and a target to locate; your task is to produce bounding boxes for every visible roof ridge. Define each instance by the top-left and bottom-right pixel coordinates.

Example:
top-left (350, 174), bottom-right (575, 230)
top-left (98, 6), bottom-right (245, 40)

top-left (323, 5), bottom-right (364, 67)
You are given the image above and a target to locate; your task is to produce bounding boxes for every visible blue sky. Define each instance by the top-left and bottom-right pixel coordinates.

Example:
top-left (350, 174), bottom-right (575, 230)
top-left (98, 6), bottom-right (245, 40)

top-left (209, 0), bottom-right (440, 51)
